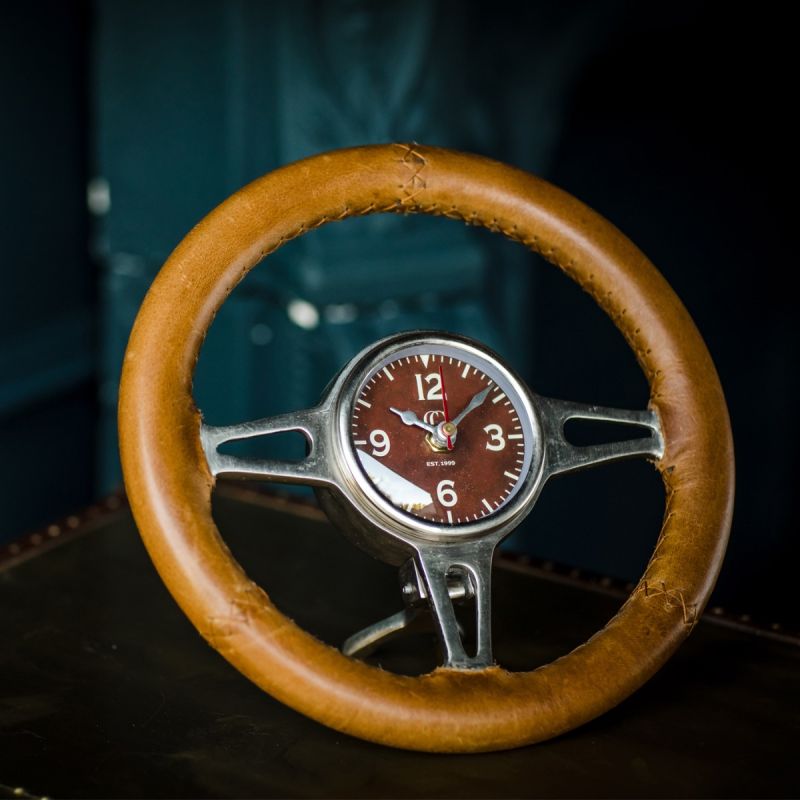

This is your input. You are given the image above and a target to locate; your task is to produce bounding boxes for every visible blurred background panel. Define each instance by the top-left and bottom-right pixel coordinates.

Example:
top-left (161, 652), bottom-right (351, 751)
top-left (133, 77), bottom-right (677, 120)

top-left (0, 3), bottom-right (96, 538)
top-left (0, 1), bottom-right (795, 622)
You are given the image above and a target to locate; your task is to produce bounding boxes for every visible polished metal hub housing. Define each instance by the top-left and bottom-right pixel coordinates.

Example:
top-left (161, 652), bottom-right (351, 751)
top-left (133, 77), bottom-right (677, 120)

top-left (200, 330), bottom-right (663, 669)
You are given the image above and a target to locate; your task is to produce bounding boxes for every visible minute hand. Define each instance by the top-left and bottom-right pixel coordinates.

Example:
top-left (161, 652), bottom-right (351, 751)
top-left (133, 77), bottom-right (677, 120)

top-left (451, 387), bottom-right (491, 427)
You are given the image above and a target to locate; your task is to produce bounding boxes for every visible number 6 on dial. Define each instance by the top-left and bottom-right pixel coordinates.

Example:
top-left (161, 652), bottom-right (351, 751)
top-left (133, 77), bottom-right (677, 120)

top-left (436, 479), bottom-right (458, 508)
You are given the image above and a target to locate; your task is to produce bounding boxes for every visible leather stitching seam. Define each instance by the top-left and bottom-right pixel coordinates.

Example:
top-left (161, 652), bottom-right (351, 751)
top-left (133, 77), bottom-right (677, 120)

top-left (638, 580), bottom-right (697, 626)
top-left (395, 143), bottom-right (427, 205)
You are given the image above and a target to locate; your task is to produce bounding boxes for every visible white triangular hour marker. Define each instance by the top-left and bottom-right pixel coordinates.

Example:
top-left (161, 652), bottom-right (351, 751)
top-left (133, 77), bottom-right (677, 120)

top-left (421, 354), bottom-right (430, 367)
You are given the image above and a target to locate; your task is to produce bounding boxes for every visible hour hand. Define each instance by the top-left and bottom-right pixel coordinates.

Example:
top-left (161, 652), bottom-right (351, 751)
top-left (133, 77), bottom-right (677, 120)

top-left (389, 407), bottom-right (437, 435)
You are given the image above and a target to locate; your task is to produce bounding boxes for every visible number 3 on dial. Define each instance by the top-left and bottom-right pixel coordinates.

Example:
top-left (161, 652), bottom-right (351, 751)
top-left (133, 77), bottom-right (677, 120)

top-left (483, 423), bottom-right (505, 451)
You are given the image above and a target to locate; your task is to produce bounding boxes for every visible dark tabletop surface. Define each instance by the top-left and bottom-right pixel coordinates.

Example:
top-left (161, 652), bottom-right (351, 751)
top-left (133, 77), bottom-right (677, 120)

top-left (1, 488), bottom-right (797, 799)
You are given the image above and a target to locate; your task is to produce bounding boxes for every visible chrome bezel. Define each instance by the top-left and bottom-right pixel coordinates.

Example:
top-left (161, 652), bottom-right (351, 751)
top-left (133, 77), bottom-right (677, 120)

top-left (330, 331), bottom-right (545, 547)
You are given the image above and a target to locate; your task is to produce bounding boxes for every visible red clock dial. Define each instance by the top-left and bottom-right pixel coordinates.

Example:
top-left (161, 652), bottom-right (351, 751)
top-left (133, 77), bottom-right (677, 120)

top-left (350, 348), bottom-right (530, 525)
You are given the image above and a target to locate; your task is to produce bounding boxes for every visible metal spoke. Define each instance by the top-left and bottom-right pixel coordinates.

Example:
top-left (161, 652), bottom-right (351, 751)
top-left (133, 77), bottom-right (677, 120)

top-left (200, 406), bottom-right (334, 486)
top-left (414, 540), bottom-right (496, 669)
top-left (537, 396), bottom-right (664, 479)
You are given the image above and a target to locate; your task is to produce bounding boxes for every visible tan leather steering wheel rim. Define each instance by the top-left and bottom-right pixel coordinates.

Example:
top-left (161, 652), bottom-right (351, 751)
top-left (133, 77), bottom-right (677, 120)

top-left (119, 144), bottom-right (734, 753)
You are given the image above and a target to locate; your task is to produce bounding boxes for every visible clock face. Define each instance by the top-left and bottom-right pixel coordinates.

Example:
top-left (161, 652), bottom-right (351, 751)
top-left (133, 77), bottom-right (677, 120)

top-left (349, 341), bottom-right (534, 527)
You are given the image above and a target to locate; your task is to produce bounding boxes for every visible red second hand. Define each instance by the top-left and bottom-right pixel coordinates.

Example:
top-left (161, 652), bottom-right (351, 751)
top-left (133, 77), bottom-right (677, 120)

top-left (438, 363), bottom-right (454, 451)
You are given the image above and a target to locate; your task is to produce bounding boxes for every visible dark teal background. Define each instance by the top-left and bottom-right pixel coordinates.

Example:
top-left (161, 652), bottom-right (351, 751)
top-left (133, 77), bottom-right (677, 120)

top-left (1, 1), bottom-right (795, 621)
top-left (1, 4), bottom-right (96, 540)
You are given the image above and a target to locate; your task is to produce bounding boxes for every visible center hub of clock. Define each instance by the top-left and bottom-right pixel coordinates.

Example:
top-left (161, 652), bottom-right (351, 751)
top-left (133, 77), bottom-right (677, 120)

top-left (427, 421), bottom-right (458, 452)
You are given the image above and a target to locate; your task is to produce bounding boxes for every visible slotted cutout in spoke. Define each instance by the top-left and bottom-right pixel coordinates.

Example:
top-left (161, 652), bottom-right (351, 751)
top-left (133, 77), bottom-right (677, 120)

top-left (564, 416), bottom-right (655, 448)
top-left (216, 429), bottom-right (308, 463)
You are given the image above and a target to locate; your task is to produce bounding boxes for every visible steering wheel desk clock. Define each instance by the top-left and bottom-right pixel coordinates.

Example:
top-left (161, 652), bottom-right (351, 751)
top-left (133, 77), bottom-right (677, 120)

top-left (118, 144), bottom-right (734, 753)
